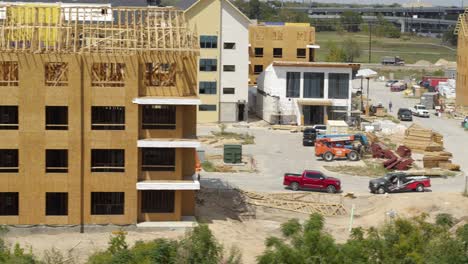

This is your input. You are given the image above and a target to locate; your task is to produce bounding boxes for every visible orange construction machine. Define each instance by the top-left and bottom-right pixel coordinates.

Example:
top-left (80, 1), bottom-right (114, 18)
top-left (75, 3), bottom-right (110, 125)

top-left (314, 134), bottom-right (369, 162)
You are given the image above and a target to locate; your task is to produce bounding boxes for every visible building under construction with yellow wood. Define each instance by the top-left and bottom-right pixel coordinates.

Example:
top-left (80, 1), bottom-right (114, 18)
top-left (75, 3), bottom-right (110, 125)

top-left (0, 3), bottom-right (201, 227)
top-left (456, 10), bottom-right (468, 107)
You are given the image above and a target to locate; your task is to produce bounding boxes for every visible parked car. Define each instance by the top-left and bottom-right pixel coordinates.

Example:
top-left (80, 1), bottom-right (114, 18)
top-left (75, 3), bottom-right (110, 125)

top-left (410, 104), bottom-right (430, 118)
top-left (283, 170), bottom-right (341, 193)
top-left (397, 108), bottom-right (413, 121)
top-left (312, 124), bottom-right (327, 135)
top-left (369, 172), bottom-right (431, 194)
top-left (302, 127), bottom-right (317, 146)
top-left (462, 116), bottom-right (468, 128)
top-left (390, 82), bottom-right (407, 92)
top-left (385, 80), bottom-right (398, 87)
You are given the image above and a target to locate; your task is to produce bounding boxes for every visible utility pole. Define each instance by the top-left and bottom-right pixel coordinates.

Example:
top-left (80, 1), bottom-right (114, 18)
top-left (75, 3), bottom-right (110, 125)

top-left (368, 22), bottom-right (372, 63)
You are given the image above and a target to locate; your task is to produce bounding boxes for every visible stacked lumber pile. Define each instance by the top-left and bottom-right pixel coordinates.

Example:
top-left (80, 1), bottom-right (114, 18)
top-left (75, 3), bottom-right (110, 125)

top-left (403, 125), bottom-right (443, 153)
top-left (404, 125), bottom-right (460, 171)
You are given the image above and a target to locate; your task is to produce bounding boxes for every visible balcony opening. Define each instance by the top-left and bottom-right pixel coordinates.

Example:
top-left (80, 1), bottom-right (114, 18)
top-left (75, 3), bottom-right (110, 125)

top-left (0, 62), bottom-right (18, 86)
top-left (45, 62), bottom-right (68, 86)
top-left (91, 63), bottom-right (125, 87)
top-left (142, 148), bottom-right (175, 171)
top-left (91, 106), bottom-right (125, 130)
top-left (46, 149), bottom-right (68, 173)
top-left (46, 192), bottom-right (68, 216)
top-left (0, 149), bottom-right (18, 173)
top-left (46, 106), bottom-right (68, 130)
top-left (91, 192), bottom-right (124, 215)
top-left (144, 63), bottom-right (176, 86)
top-left (0, 106), bottom-right (18, 130)
top-left (91, 149), bottom-right (125, 172)
top-left (0, 192), bottom-right (18, 215)
top-left (141, 190), bottom-right (175, 213)
top-left (142, 105), bottom-right (176, 130)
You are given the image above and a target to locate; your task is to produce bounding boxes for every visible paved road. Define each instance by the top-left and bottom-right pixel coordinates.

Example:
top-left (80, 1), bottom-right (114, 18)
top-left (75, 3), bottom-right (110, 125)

top-left (199, 80), bottom-right (466, 194)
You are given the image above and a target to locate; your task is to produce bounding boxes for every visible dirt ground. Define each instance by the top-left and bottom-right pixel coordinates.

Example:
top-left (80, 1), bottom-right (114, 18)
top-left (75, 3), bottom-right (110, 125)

top-left (4, 190), bottom-right (468, 264)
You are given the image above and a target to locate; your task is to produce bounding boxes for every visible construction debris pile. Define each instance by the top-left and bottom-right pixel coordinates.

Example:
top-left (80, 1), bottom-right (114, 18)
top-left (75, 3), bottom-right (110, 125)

top-left (403, 125), bottom-right (459, 171)
top-left (370, 143), bottom-right (414, 170)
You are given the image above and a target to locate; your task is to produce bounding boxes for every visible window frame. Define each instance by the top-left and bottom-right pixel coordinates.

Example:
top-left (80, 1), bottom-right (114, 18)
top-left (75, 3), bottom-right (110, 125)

top-left (0, 149), bottom-right (18, 173)
top-left (91, 149), bottom-right (125, 172)
top-left (199, 59), bottom-right (217, 72)
top-left (254, 48), bottom-right (263, 57)
top-left (142, 105), bottom-right (176, 130)
top-left (46, 192), bottom-right (68, 216)
top-left (199, 105), bottom-right (217, 111)
top-left (199, 81), bottom-right (217, 95)
top-left (273, 48), bottom-right (283, 58)
top-left (0, 105), bottom-right (18, 130)
top-left (223, 87), bottom-right (235, 94)
top-left (223, 65), bottom-right (235, 72)
top-left (223, 42), bottom-right (236, 49)
top-left (141, 190), bottom-right (175, 213)
top-left (91, 192), bottom-right (125, 215)
top-left (200, 35), bottom-right (218, 49)
top-left (46, 106), bottom-right (68, 130)
top-left (0, 192), bottom-right (18, 215)
top-left (303, 72), bottom-right (325, 99)
top-left (328, 73), bottom-right (350, 99)
top-left (91, 106), bottom-right (125, 130)
top-left (46, 149), bottom-right (68, 173)
top-left (285, 72), bottom-right (300, 98)
top-left (142, 148), bottom-right (176, 171)
top-left (296, 48), bottom-right (306, 58)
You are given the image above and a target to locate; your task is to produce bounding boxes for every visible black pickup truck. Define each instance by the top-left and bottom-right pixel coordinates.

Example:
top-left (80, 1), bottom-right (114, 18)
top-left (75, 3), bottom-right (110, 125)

top-left (302, 127), bottom-right (317, 146)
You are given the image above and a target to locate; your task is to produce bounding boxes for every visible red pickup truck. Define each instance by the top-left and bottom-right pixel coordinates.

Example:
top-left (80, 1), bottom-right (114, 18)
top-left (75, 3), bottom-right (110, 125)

top-left (283, 170), bottom-right (341, 193)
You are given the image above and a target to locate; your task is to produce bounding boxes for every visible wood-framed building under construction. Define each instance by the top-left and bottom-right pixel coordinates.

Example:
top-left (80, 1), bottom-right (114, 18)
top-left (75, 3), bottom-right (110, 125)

top-left (0, 4), bottom-right (201, 227)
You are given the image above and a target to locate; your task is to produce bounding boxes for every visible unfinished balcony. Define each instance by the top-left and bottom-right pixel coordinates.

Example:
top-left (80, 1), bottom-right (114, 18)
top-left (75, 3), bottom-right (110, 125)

top-left (138, 104), bottom-right (198, 145)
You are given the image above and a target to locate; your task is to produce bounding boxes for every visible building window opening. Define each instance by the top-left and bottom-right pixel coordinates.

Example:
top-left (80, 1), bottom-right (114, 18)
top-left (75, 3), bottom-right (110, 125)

top-left (46, 192), bottom-right (68, 216)
top-left (0, 106), bottom-right (18, 130)
top-left (142, 148), bottom-right (175, 171)
top-left (142, 105), bottom-right (176, 130)
top-left (46, 149), bottom-right (68, 173)
top-left (91, 106), bottom-right (125, 130)
top-left (145, 63), bottom-right (175, 86)
top-left (91, 63), bottom-right (125, 87)
top-left (0, 149), bottom-right (18, 173)
top-left (45, 63), bottom-right (68, 86)
top-left (91, 192), bottom-right (124, 215)
top-left (91, 149), bottom-right (125, 172)
top-left (273, 48), bottom-right (283, 58)
top-left (141, 190), bottom-right (175, 213)
top-left (0, 62), bottom-right (18, 86)
top-left (46, 106), bottom-right (68, 130)
top-left (0, 192), bottom-right (18, 215)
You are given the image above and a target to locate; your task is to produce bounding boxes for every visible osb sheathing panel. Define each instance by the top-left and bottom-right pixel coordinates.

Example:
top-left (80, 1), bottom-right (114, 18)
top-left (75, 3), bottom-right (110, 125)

top-left (140, 52), bottom-right (197, 97)
top-left (82, 54), bottom-right (139, 225)
top-left (248, 25), bottom-right (316, 84)
top-left (181, 190), bottom-right (195, 216)
top-left (457, 31), bottom-right (468, 106)
top-left (137, 190), bottom-right (182, 222)
top-left (0, 53), bottom-right (82, 225)
top-left (0, 52), bottom-right (197, 225)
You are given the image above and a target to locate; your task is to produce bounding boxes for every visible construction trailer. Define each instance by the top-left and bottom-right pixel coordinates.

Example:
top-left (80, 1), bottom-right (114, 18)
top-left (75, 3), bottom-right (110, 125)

top-left (0, 4), bottom-right (201, 227)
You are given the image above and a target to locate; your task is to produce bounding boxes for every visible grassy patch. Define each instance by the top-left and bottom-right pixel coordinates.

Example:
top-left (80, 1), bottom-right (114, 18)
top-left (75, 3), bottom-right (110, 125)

top-left (383, 115), bottom-right (400, 124)
top-left (315, 32), bottom-right (456, 64)
top-left (211, 131), bottom-right (255, 145)
top-left (201, 161), bottom-right (216, 172)
top-left (324, 159), bottom-right (388, 177)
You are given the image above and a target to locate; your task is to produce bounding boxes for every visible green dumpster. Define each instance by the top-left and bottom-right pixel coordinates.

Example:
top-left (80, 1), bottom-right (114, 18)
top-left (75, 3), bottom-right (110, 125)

top-left (224, 144), bottom-right (242, 164)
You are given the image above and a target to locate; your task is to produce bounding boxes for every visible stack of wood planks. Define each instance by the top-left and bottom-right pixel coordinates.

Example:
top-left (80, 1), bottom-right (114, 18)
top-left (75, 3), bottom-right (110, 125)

top-left (403, 124), bottom-right (443, 153)
top-left (404, 125), bottom-right (460, 171)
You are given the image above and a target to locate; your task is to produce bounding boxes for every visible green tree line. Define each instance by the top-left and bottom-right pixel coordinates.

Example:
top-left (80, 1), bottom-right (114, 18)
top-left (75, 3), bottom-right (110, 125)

top-left (1, 212), bottom-right (467, 263)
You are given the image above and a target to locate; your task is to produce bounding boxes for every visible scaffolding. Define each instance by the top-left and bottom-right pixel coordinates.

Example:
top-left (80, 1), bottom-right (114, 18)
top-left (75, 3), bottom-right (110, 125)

top-left (0, 5), bottom-right (199, 53)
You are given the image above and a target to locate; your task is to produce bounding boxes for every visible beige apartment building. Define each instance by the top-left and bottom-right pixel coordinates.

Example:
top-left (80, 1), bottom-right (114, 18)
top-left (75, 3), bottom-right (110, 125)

top-left (249, 22), bottom-right (318, 85)
top-left (0, 5), bottom-right (200, 226)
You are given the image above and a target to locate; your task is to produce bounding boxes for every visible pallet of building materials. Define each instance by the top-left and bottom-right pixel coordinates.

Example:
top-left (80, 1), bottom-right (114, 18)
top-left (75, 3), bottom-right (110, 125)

top-left (403, 124), bottom-right (444, 153)
top-left (439, 162), bottom-right (461, 171)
